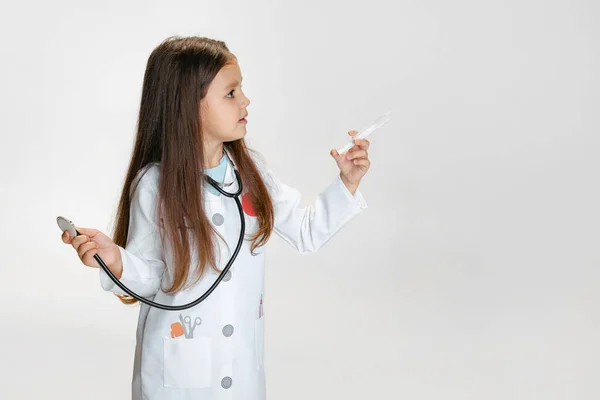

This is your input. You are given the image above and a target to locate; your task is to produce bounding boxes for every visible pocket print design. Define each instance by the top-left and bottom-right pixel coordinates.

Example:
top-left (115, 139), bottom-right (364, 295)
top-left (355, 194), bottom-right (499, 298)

top-left (164, 314), bottom-right (211, 388)
top-left (169, 314), bottom-right (203, 338)
top-left (170, 322), bottom-right (185, 338)
top-left (163, 336), bottom-right (212, 388)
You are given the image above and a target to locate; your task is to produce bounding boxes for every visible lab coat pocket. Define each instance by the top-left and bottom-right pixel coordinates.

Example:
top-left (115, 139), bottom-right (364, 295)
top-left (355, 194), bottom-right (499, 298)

top-left (254, 316), bottom-right (265, 370)
top-left (163, 337), bottom-right (212, 388)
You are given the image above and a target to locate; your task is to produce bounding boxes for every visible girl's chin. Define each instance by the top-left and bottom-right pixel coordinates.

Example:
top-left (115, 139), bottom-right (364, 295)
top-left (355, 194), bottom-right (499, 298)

top-left (231, 128), bottom-right (246, 140)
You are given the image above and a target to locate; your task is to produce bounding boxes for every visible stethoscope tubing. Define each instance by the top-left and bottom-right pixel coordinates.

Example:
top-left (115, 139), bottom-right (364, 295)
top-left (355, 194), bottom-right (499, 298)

top-left (93, 153), bottom-right (245, 311)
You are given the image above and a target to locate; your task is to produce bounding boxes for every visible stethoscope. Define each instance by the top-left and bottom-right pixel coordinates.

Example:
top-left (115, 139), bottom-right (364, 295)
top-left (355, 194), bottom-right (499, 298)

top-left (57, 149), bottom-right (245, 311)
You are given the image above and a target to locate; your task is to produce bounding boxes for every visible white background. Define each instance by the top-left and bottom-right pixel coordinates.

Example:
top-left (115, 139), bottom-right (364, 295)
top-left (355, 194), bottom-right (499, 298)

top-left (1, 0), bottom-right (599, 398)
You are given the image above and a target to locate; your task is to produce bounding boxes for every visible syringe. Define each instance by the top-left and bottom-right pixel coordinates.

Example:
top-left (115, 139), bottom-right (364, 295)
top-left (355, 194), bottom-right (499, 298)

top-left (337, 111), bottom-right (391, 156)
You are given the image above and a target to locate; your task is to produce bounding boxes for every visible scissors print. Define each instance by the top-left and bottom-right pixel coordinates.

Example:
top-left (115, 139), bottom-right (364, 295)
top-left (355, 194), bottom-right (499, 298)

top-left (179, 314), bottom-right (202, 338)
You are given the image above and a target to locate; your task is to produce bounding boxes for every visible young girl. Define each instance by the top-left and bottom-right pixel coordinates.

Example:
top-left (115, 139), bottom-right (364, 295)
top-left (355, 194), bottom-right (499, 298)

top-left (61, 36), bottom-right (370, 400)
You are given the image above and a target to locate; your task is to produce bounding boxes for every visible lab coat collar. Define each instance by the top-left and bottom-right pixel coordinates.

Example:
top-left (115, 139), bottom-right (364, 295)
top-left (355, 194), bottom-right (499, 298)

top-left (205, 147), bottom-right (240, 202)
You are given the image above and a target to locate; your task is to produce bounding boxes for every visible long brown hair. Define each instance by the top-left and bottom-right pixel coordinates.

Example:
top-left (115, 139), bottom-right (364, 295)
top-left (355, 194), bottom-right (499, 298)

top-left (110, 36), bottom-right (274, 305)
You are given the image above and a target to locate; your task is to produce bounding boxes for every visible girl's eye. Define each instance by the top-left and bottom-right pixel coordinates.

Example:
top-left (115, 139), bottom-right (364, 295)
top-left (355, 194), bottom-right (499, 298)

top-left (227, 85), bottom-right (243, 98)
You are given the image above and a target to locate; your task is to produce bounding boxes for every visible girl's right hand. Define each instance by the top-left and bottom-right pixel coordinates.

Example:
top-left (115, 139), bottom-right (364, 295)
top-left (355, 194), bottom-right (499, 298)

top-left (61, 227), bottom-right (121, 271)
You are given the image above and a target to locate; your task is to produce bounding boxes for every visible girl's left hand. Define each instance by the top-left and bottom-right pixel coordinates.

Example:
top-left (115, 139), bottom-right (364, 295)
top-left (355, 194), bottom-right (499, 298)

top-left (330, 130), bottom-right (371, 185)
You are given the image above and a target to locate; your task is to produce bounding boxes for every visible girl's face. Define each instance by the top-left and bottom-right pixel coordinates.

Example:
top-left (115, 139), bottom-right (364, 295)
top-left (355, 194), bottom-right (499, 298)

top-left (200, 62), bottom-right (250, 146)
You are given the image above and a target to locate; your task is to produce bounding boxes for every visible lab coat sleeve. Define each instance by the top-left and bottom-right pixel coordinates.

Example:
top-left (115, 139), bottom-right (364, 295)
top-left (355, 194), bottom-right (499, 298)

top-left (98, 169), bottom-right (166, 298)
top-left (265, 169), bottom-right (368, 254)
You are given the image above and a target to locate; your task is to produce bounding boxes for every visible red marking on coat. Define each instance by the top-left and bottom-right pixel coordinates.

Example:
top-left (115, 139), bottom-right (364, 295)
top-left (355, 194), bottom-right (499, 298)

top-left (242, 192), bottom-right (257, 217)
top-left (259, 294), bottom-right (263, 318)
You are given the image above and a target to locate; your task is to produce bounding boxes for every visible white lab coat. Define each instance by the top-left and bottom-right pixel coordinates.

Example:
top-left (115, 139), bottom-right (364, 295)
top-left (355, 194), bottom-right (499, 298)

top-left (99, 152), bottom-right (368, 400)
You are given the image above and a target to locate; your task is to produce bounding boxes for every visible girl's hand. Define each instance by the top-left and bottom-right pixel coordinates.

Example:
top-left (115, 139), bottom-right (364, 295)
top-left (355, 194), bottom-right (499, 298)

top-left (330, 130), bottom-right (371, 186)
top-left (61, 227), bottom-right (121, 271)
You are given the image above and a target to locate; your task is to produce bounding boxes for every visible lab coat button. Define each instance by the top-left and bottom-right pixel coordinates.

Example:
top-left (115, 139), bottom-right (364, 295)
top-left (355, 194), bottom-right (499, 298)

top-left (223, 270), bottom-right (232, 282)
top-left (221, 376), bottom-right (232, 389)
top-left (212, 213), bottom-right (224, 226)
top-left (222, 324), bottom-right (234, 337)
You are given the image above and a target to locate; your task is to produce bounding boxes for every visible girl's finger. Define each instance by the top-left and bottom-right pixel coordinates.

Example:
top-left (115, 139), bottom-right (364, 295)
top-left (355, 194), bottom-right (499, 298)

top-left (354, 138), bottom-right (370, 149)
top-left (81, 248), bottom-right (100, 268)
top-left (347, 144), bottom-right (363, 155)
top-left (352, 158), bottom-right (371, 166)
top-left (62, 231), bottom-right (71, 244)
top-left (77, 227), bottom-right (88, 236)
top-left (77, 241), bottom-right (97, 259)
top-left (77, 227), bottom-right (99, 237)
top-left (347, 150), bottom-right (367, 160)
top-left (72, 235), bottom-right (90, 250)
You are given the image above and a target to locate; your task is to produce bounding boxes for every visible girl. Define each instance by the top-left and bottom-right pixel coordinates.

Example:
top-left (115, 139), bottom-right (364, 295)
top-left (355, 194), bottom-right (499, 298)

top-left (61, 36), bottom-right (370, 400)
